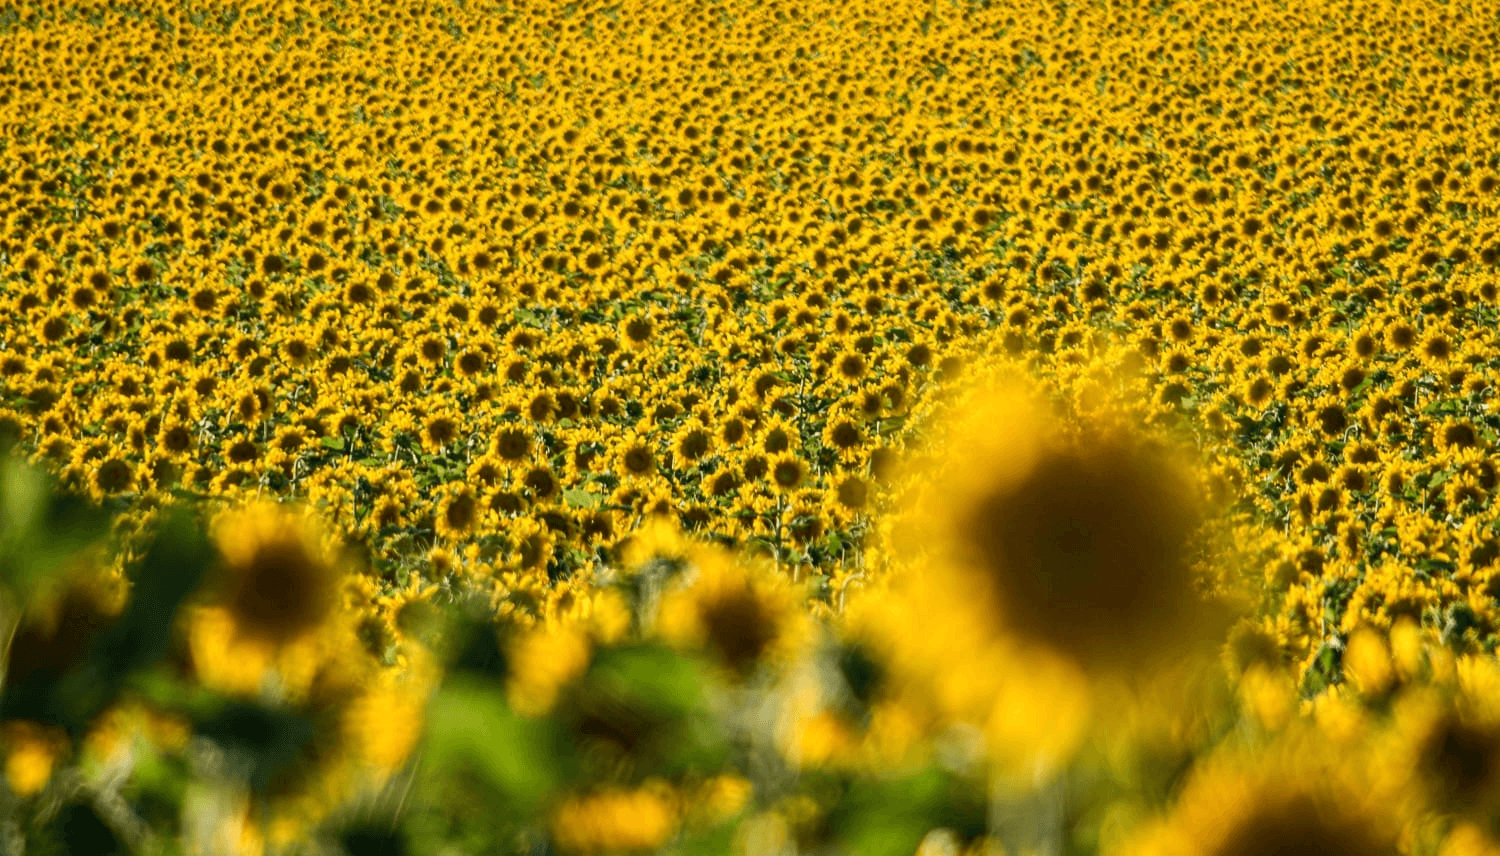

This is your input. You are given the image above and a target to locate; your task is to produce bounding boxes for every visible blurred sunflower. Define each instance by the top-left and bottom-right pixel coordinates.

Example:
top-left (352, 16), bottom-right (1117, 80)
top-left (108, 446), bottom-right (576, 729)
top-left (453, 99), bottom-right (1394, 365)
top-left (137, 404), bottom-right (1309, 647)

top-left (932, 382), bottom-right (1215, 676)
top-left (207, 501), bottom-right (344, 648)
top-left (1115, 743), bottom-right (1400, 856)
top-left (656, 548), bottom-right (807, 679)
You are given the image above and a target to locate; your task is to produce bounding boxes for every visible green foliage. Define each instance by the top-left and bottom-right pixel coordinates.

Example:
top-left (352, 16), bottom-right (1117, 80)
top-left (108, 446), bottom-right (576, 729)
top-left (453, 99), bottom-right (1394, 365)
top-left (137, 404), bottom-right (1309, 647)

top-left (0, 452), bottom-right (111, 602)
top-left (0, 508), bottom-right (214, 738)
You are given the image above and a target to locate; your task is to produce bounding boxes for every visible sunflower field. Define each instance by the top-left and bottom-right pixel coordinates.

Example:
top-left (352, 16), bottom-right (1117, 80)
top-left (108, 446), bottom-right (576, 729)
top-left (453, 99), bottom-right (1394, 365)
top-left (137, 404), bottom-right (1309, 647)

top-left (4, 0), bottom-right (1500, 852)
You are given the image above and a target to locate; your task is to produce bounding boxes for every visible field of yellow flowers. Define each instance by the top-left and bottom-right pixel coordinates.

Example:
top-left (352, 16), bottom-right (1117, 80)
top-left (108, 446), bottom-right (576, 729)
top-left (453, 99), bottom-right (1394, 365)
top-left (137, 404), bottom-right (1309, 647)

top-left (4, 0), bottom-right (1500, 851)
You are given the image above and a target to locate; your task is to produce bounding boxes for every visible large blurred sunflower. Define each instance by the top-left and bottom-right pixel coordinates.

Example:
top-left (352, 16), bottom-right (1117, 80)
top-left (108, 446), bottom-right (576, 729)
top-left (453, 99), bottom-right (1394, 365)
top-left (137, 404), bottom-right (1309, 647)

top-left (208, 501), bottom-right (344, 648)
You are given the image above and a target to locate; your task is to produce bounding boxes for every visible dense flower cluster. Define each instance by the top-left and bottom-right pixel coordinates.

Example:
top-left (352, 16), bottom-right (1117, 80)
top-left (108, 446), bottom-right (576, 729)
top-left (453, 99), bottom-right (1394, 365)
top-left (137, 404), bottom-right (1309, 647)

top-left (4, 0), bottom-right (1500, 850)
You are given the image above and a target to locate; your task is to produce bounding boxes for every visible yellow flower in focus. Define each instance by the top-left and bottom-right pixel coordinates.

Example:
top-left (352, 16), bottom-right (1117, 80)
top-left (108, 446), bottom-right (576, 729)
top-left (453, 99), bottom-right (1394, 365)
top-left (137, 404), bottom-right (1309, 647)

top-left (551, 784), bottom-right (679, 854)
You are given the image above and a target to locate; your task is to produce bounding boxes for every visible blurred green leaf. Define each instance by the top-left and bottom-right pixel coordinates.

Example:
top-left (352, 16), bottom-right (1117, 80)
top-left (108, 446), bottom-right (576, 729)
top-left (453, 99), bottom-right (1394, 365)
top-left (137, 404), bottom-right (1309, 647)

top-left (110, 509), bottom-right (215, 672)
top-left (563, 487), bottom-right (602, 509)
top-left (123, 747), bottom-right (191, 837)
top-left (435, 593), bottom-right (510, 679)
top-left (1, 508), bottom-right (214, 737)
top-left (667, 822), bottom-right (738, 856)
top-left (340, 823), bottom-right (411, 856)
top-left (827, 768), bottom-right (987, 856)
top-left (422, 676), bottom-right (563, 812)
top-left (0, 454), bottom-right (112, 599)
top-left (562, 644), bottom-right (730, 780)
top-left (1300, 641), bottom-right (1342, 698)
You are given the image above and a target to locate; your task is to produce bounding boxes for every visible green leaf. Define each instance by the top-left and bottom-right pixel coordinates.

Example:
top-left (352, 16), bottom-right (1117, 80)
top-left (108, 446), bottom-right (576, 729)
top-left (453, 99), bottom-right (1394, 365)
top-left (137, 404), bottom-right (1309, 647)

top-left (0, 455), bottom-right (111, 599)
top-left (1, 509), bottom-right (214, 736)
top-left (422, 676), bottom-right (563, 811)
top-left (560, 644), bottom-right (729, 778)
top-left (827, 768), bottom-right (987, 856)
top-left (562, 488), bottom-right (602, 509)
top-left (321, 435), bottom-right (346, 451)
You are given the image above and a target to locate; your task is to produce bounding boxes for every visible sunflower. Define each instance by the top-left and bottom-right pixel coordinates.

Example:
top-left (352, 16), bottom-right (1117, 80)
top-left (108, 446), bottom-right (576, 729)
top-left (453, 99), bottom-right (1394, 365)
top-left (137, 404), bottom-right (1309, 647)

top-left (454, 348), bottom-right (488, 377)
top-left (522, 465), bottom-right (561, 503)
top-left (1117, 746), bottom-right (1400, 856)
top-left (208, 502), bottom-right (344, 647)
top-left (833, 350), bottom-right (869, 384)
top-left (91, 457), bottom-right (134, 496)
top-left (704, 467), bottom-right (741, 499)
top-left (621, 314), bottom-right (656, 349)
top-left (832, 474), bottom-right (872, 514)
top-left (656, 547), bottom-right (806, 679)
top-left (1435, 420), bottom-right (1482, 453)
top-left (931, 381), bottom-right (1218, 678)
top-left (436, 487), bottom-right (481, 541)
top-left (225, 438), bottom-right (261, 465)
top-left (1386, 320), bottom-right (1418, 351)
top-left (493, 425), bottom-right (532, 462)
top-left (761, 418), bottom-right (796, 455)
top-left (617, 434), bottom-right (657, 480)
top-left (769, 453), bottom-right (809, 493)
top-left (416, 334), bottom-right (447, 367)
top-left (158, 418), bottom-right (194, 456)
top-left (1421, 329), bottom-right (1456, 370)
top-left (672, 420), bottom-right (713, 466)
top-left (527, 390), bottom-right (558, 423)
top-left (421, 410), bottom-right (462, 452)
top-left (821, 415), bottom-right (864, 461)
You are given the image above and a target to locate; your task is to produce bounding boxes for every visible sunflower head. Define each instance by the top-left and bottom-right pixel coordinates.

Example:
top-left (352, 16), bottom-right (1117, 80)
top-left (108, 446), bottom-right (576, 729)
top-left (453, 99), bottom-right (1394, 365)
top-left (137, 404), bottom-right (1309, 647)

top-left (209, 502), bottom-right (344, 647)
top-left (657, 549), bottom-right (805, 680)
top-left (904, 378), bottom-right (1225, 691)
top-left (1118, 745), bottom-right (1401, 856)
top-left (950, 394), bottom-right (1210, 675)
